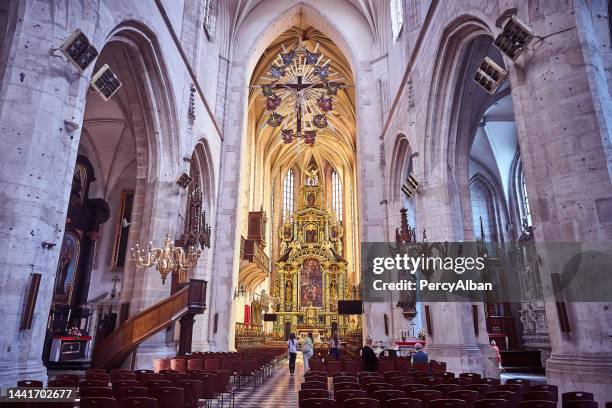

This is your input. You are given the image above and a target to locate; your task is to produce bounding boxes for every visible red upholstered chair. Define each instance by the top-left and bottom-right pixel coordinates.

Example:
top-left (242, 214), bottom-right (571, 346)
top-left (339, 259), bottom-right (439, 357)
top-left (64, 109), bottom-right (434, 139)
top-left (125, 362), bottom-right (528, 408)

top-left (118, 397), bottom-right (158, 408)
top-left (176, 379), bottom-right (203, 408)
top-left (447, 390), bottom-right (480, 405)
top-left (300, 389), bottom-right (332, 407)
top-left (343, 397), bottom-right (381, 408)
top-left (326, 360), bottom-right (343, 376)
top-left (383, 371), bottom-right (403, 380)
top-left (86, 369), bottom-right (107, 375)
top-left (414, 362), bottom-right (429, 373)
top-left (408, 390), bottom-right (444, 408)
top-left (389, 376), bottom-right (408, 387)
top-left (306, 371), bottom-right (327, 378)
top-left (187, 359), bottom-right (203, 371)
top-left (334, 376), bottom-right (358, 385)
top-left (80, 380), bottom-right (110, 388)
top-left (563, 392), bottom-right (594, 403)
top-left (134, 370), bottom-right (155, 375)
top-left (523, 392), bottom-right (556, 402)
top-left (360, 375), bottom-right (385, 386)
top-left (111, 380), bottom-right (139, 389)
top-left (81, 387), bottom-right (115, 399)
top-left (563, 401), bottom-right (598, 408)
top-left (395, 358), bottom-right (412, 373)
top-left (479, 378), bottom-right (501, 387)
top-left (110, 373), bottom-right (137, 381)
top-left (162, 372), bottom-right (190, 381)
top-left (507, 379), bottom-right (530, 387)
top-left (110, 369), bottom-right (131, 374)
top-left (334, 389), bottom-right (367, 404)
top-left (430, 361), bottom-right (447, 374)
top-left (17, 379), bottom-right (43, 387)
top-left (459, 373), bottom-right (481, 382)
top-left (373, 389), bottom-right (405, 404)
top-left (418, 376), bottom-right (440, 387)
top-left (306, 375), bottom-right (328, 383)
top-left (55, 373), bottom-right (81, 384)
top-left (151, 387), bottom-right (184, 408)
top-left (474, 400), bottom-right (510, 408)
top-left (48, 379), bottom-right (77, 387)
top-left (365, 382), bottom-right (395, 398)
top-left (433, 384), bottom-right (461, 396)
top-left (485, 392), bottom-right (520, 408)
top-left (113, 386), bottom-right (148, 401)
top-left (431, 400), bottom-right (469, 408)
top-left (529, 385), bottom-right (558, 400)
top-left (87, 373), bottom-right (111, 382)
top-left (169, 358), bottom-right (187, 372)
top-left (386, 398), bottom-right (424, 408)
top-left (519, 401), bottom-right (555, 408)
top-left (143, 380), bottom-right (171, 391)
top-left (343, 360), bottom-right (361, 373)
top-left (301, 398), bottom-right (337, 408)
top-left (80, 397), bottom-right (117, 408)
top-left (137, 373), bottom-right (163, 381)
top-left (310, 359), bottom-right (326, 372)
top-left (302, 381), bottom-right (328, 390)
top-left (401, 383), bottom-right (427, 393)
top-left (334, 382), bottom-right (361, 392)
top-left (378, 360), bottom-right (396, 373)
top-left (467, 384), bottom-right (495, 397)
top-left (204, 359), bottom-right (221, 371)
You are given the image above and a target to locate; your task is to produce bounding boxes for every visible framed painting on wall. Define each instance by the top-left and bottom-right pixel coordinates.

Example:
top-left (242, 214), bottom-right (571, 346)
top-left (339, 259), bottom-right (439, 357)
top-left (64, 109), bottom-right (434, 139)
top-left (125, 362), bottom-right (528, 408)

top-left (53, 231), bottom-right (80, 305)
top-left (111, 190), bottom-right (134, 270)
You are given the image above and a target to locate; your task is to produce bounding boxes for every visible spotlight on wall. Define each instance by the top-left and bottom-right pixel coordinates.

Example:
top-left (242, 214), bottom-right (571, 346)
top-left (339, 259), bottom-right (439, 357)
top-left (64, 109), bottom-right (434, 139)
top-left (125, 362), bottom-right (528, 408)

top-left (401, 173), bottom-right (420, 198)
top-left (90, 64), bottom-right (122, 101)
top-left (176, 172), bottom-right (193, 189)
top-left (494, 15), bottom-right (535, 61)
top-left (473, 57), bottom-right (507, 95)
top-left (57, 29), bottom-right (99, 72)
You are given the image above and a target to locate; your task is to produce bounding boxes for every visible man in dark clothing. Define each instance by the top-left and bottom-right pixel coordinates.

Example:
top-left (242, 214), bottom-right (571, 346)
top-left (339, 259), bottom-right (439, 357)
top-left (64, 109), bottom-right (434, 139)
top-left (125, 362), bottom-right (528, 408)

top-left (412, 342), bottom-right (428, 364)
top-left (361, 338), bottom-right (378, 372)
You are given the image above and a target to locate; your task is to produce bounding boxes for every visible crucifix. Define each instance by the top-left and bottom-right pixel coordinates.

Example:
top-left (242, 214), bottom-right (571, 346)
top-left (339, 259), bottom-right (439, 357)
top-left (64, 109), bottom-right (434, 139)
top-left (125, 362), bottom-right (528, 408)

top-left (259, 40), bottom-right (344, 144)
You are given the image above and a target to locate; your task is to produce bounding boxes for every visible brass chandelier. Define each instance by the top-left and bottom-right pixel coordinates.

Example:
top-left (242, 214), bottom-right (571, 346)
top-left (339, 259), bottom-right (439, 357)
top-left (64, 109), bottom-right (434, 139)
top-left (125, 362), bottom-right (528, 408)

top-left (258, 39), bottom-right (345, 145)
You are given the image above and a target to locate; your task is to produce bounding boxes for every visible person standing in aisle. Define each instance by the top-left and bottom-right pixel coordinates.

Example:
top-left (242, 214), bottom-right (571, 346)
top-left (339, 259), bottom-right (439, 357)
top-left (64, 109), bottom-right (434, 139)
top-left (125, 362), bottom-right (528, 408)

top-left (288, 332), bottom-right (298, 374)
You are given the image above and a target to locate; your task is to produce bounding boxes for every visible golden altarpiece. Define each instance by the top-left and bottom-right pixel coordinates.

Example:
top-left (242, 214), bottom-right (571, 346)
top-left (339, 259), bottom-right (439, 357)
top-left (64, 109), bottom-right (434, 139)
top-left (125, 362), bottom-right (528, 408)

top-left (270, 171), bottom-right (361, 341)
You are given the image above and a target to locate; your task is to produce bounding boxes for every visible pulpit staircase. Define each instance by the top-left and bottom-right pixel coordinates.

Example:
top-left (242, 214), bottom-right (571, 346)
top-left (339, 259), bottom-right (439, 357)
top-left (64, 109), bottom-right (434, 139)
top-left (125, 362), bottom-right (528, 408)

top-left (92, 279), bottom-right (206, 369)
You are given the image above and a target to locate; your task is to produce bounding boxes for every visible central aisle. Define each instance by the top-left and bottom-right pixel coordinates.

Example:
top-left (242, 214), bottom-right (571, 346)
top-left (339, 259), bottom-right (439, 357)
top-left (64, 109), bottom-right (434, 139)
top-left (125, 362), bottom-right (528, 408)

top-left (234, 355), bottom-right (305, 407)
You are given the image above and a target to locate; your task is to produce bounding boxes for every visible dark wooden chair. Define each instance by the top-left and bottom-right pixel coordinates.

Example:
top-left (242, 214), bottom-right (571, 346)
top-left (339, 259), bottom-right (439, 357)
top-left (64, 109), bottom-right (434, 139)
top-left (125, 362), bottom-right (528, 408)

top-left (343, 360), bottom-right (361, 373)
top-left (110, 373), bottom-right (138, 381)
top-left (305, 375), bottom-right (328, 383)
top-left (387, 398), bottom-right (425, 408)
top-left (48, 379), bottom-right (77, 387)
top-left (326, 360), bottom-right (344, 376)
top-left (151, 387), bottom-right (184, 408)
top-left (301, 398), bottom-right (337, 408)
top-left (459, 373), bottom-right (482, 382)
top-left (80, 397), bottom-right (117, 408)
top-left (467, 384), bottom-right (495, 397)
top-left (522, 391), bottom-right (556, 402)
top-left (433, 384), bottom-right (460, 395)
top-left (389, 376), bottom-right (409, 387)
top-left (378, 360), bottom-right (397, 373)
top-left (302, 381), bottom-right (328, 390)
top-left (111, 380), bottom-right (140, 389)
top-left (334, 376), bottom-right (358, 384)
top-left (118, 397), bottom-right (158, 408)
top-left (343, 397), bottom-right (381, 408)
top-left (519, 401), bottom-right (555, 408)
top-left (497, 384), bottom-right (525, 394)
top-left (80, 387), bottom-right (114, 398)
top-left (562, 392), bottom-right (595, 403)
top-left (113, 386), bottom-right (148, 401)
top-left (374, 389), bottom-right (405, 404)
top-left (478, 378), bottom-right (501, 387)
top-left (176, 379), bottom-right (203, 408)
top-left (473, 400), bottom-right (510, 408)
top-left (134, 370), bottom-right (155, 375)
top-left (360, 375), bottom-right (385, 385)
top-left (401, 383), bottom-right (427, 393)
top-left (80, 380), bottom-right (110, 388)
top-left (528, 385), bottom-right (558, 401)
top-left (506, 379), bottom-right (530, 387)
top-left (334, 382), bottom-right (361, 391)
top-left (87, 373), bottom-right (111, 382)
top-left (334, 389), bottom-right (367, 404)
top-left (365, 382), bottom-right (395, 397)
top-left (55, 373), bottom-right (80, 384)
top-left (430, 399), bottom-right (468, 408)
top-left (447, 390), bottom-right (480, 405)
top-left (143, 380), bottom-right (171, 391)
top-left (300, 389), bottom-right (332, 407)
top-left (408, 390), bottom-right (444, 408)
top-left (563, 401), bottom-right (598, 408)
top-left (17, 380), bottom-right (43, 387)
top-left (485, 392), bottom-right (519, 408)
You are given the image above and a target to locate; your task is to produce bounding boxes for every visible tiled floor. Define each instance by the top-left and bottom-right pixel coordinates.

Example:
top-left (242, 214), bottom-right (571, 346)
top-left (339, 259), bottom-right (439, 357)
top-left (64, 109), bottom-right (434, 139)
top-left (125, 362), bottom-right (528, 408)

top-left (233, 356), bottom-right (305, 407)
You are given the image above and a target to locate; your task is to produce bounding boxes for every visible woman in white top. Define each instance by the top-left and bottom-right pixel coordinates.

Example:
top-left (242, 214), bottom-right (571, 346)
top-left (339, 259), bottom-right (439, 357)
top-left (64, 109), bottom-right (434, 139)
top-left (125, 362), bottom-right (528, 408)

top-left (287, 333), bottom-right (298, 374)
top-left (302, 331), bottom-right (314, 372)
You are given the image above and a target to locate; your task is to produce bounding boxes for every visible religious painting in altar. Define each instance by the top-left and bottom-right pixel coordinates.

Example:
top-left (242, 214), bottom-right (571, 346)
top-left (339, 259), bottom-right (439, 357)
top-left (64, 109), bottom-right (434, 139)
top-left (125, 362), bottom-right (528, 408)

top-left (300, 259), bottom-right (323, 308)
top-left (53, 231), bottom-right (80, 304)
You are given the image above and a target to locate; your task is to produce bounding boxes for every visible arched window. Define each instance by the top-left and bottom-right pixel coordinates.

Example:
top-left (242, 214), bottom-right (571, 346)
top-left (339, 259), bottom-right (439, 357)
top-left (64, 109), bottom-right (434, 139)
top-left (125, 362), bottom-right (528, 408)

top-left (332, 170), bottom-right (343, 222)
top-left (283, 169), bottom-right (294, 219)
top-left (470, 178), bottom-right (497, 242)
top-left (518, 168), bottom-right (532, 228)
top-left (390, 0), bottom-right (404, 40)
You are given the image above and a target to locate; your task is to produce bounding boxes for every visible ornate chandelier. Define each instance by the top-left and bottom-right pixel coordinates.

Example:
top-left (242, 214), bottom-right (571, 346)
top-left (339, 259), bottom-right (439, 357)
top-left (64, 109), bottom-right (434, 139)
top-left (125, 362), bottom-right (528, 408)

top-left (130, 233), bottom-right (201, 284)
top-left (258, 39), bottom-right (345, 145)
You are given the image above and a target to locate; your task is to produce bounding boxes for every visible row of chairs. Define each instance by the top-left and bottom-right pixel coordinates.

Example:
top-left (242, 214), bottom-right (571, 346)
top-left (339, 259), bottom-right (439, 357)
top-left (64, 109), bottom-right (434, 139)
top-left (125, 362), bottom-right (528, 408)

top-left (308, 357), bottom-right (445, 376)
top-left (298, 370), bottom-right (604, 408)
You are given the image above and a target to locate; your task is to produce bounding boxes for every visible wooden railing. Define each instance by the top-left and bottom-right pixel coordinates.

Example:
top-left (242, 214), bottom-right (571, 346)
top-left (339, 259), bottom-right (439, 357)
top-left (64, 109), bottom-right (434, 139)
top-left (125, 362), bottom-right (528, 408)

top-left (240, 236), bottom-right (271, 275)
top-left (92, 279), bottom-right (206, 369)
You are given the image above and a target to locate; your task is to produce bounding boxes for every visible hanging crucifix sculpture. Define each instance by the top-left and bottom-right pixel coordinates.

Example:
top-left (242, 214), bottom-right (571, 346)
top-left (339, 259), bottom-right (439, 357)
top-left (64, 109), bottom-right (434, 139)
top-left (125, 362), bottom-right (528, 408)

top-left (258, 40), bottom-right (345, 145)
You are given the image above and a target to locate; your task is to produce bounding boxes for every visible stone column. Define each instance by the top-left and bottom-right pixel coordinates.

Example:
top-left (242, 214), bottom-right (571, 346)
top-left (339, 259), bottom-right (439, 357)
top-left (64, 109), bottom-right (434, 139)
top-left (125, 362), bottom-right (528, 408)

top-left (508, 3), bottom-right (612, 402)
top-left (0, 7), bottom-right (91, 387)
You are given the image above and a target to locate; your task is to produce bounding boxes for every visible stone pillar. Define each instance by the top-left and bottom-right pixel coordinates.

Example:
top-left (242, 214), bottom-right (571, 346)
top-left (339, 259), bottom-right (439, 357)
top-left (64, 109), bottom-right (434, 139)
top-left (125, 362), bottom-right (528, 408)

top-left (508, 3), bottom-right (612, 402)
top-left (0, 6), bottom-right (91, 387)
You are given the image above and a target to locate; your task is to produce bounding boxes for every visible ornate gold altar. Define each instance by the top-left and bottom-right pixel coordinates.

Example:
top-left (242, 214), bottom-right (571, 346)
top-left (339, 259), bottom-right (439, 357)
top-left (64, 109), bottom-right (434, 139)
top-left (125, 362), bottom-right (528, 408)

top-left (271, 173), bottom-right (360, 340)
